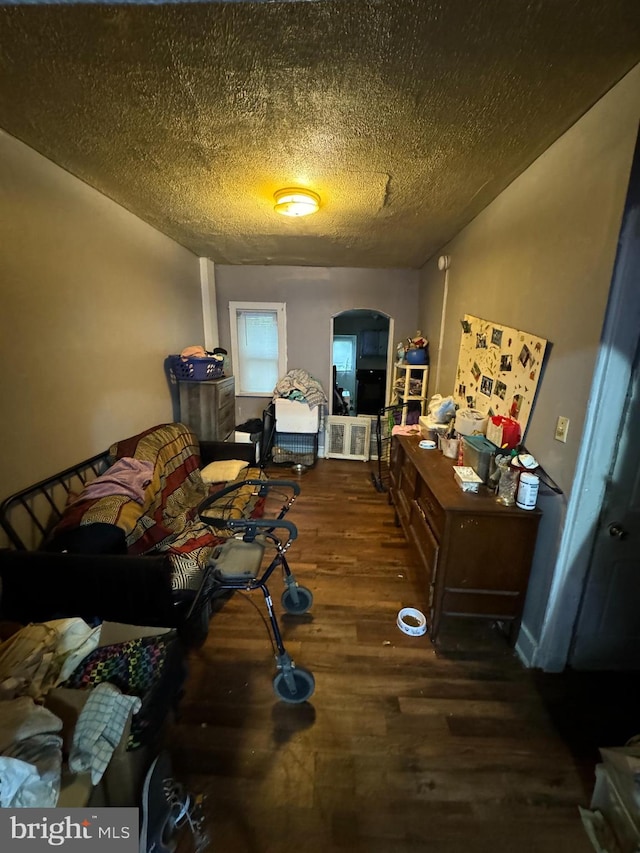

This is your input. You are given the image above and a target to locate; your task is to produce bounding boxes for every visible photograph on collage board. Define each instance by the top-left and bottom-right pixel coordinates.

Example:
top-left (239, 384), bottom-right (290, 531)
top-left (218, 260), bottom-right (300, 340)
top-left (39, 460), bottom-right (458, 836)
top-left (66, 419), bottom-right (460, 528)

top-left (454, 314), bottom-right (548, 436)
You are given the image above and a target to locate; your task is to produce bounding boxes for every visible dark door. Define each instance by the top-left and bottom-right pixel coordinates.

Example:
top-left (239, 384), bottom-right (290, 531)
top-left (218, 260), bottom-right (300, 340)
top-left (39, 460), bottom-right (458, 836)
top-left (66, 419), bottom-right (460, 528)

top-left (356, 369), bottom-right (386, 414)
top-left (570, 335), bottom-right (640, 668)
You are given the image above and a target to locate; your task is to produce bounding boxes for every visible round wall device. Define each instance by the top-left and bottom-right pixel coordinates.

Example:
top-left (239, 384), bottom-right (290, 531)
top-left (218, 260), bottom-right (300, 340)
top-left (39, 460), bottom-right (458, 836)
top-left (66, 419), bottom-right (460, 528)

top-left (438, 255), bottom-right (451, 271)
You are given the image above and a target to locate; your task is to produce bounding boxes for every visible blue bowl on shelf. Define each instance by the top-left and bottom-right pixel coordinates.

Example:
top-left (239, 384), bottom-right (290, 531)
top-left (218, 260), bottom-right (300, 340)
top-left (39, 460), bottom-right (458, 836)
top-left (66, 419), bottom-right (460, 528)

top-left (405, 348), bottom-right (428, 365)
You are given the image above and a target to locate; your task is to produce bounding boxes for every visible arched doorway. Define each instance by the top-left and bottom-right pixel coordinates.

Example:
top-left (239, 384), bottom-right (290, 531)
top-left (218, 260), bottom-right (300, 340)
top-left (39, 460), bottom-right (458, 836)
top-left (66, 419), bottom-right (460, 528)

top-left (331, 310), bottom-right (391, 416)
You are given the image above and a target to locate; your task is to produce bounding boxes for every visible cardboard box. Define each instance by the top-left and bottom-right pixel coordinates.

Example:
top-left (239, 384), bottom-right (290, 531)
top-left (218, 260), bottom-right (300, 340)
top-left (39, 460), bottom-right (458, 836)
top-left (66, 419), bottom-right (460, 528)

top-left (46, 622), bottom-right (172, 808)
top-left (589, 764), bottom-right (640, 852)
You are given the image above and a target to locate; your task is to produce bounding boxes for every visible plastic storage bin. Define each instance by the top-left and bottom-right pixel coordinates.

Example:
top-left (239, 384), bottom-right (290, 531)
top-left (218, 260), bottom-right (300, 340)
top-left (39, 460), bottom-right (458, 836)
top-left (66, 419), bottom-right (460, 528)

top-left (169, 354), bottom-right (224, 381)
top-left (275, 399), bottom-right (320, 432)
top-left (461, 435), bottom-right (498, 484)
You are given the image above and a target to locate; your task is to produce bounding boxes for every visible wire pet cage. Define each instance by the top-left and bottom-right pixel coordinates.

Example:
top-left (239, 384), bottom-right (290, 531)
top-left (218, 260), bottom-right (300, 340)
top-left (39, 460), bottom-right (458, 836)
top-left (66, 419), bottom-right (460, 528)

top-left (271, 431), bottom-right (319, 468)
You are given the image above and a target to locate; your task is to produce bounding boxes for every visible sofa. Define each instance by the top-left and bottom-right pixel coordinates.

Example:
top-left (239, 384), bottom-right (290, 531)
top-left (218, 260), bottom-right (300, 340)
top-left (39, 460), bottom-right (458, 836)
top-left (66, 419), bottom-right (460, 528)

top-left (0, 422), bottom-right (264, 645)
top-left (0, 422), bottom-right (274, 814)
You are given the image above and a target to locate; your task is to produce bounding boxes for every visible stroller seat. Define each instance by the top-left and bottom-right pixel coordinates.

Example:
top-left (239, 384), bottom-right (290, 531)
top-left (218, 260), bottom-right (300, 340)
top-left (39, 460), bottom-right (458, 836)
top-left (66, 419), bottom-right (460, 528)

top-left (211, 537), bottom-right (265, 581)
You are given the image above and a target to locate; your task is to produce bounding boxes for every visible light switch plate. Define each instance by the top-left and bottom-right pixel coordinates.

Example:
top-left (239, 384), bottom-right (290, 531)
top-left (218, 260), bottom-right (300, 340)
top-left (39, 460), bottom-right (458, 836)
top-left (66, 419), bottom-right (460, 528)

top-left (555, 416), bottom-right (569, 443)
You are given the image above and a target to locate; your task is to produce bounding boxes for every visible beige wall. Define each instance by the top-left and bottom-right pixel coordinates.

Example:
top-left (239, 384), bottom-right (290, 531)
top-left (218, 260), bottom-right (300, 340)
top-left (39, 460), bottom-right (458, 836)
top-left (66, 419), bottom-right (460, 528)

top-left (0, 130), bottom-right (202, 513)
top-left (418, 63), bottom-right (640, 498)
top-left (215, 265), bottom-right (420, 423)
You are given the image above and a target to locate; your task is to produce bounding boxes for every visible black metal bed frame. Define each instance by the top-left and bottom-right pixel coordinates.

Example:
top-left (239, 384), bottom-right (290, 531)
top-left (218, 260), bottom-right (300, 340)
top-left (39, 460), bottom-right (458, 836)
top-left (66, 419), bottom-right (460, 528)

top-left (0, 452), bottom-right (110, 550)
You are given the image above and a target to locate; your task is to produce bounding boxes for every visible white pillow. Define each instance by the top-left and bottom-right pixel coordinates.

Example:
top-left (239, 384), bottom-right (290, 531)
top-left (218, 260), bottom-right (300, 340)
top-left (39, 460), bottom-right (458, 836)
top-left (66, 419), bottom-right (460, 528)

top-left (200, 459), bottom-right (249, 484)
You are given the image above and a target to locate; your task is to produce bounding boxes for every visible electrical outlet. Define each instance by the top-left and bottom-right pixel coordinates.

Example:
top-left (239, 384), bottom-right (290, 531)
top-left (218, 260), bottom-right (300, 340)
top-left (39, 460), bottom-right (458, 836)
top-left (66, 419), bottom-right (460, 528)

top-left (555, 416), bottom-right (569, 443)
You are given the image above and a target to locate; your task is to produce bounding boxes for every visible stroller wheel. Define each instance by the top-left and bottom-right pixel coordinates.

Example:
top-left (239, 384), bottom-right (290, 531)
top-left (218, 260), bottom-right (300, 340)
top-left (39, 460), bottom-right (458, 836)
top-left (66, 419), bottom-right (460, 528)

top-left (273, 667), bottom-right (315, 704)
top-left (281, 585), bottom-right (313, 615)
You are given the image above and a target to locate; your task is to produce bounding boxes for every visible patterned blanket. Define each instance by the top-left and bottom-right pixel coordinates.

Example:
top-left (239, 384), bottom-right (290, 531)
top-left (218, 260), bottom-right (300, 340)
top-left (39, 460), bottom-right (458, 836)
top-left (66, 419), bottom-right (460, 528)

top-left (54, 423), bottom-right (264, 592)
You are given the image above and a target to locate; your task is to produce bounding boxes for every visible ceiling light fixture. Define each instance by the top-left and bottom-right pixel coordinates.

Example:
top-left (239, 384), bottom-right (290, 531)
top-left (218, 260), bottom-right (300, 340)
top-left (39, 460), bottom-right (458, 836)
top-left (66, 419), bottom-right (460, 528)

top-left (274, 188), bottom-right (320, 217)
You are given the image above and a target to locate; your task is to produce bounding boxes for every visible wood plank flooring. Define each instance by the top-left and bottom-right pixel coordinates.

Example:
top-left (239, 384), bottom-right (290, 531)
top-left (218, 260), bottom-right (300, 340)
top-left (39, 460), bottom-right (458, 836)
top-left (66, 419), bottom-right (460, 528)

top-left (169, 457), bottom-right (637, 852)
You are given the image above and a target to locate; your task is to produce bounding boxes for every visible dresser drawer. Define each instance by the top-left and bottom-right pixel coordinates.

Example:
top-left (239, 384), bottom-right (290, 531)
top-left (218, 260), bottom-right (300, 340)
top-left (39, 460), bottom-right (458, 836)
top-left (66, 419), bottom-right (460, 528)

top-left (416, 477), bottom-right (445, 538)
top-left (395, 486), bottom-right (412, 530)
top-left (218, 395), bottom-right (235, 422)
top-left (217, 405), bottom-right (235, 440)
top-left (410, 501), bottom-right (440, 586)
top-left (217, 378), bottom-right (235, 409)
top-left (401, 457), bottom-right (418, 499)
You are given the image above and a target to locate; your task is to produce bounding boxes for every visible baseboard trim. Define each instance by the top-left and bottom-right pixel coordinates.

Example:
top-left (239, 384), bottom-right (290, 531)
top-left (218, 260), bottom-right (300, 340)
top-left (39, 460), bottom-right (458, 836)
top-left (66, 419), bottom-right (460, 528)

top-left (514, 620), bottom-right (538, 668)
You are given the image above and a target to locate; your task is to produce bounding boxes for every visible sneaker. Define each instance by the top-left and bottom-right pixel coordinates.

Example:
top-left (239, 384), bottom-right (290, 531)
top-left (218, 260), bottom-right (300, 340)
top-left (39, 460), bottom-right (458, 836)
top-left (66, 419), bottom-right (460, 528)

top-left (139, 751), bottom-right (210, 853)
top-left (172, 789), bottom-right (209, 853)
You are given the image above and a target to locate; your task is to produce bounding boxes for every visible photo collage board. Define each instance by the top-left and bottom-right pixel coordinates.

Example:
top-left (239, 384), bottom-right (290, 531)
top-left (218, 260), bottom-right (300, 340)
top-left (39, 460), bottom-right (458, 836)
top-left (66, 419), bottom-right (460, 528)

top-left (454, 314), bottom-right (548, 436)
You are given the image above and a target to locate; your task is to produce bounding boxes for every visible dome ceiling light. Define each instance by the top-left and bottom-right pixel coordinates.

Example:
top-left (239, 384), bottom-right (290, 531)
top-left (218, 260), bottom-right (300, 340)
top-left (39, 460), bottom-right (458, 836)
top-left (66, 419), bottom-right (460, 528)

top-left (273, 188), bottom-right (320, 217)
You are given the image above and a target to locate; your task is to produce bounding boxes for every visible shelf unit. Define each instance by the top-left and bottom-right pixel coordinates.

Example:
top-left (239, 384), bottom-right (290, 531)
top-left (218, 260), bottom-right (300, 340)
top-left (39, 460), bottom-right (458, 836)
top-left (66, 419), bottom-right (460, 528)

top-left (390, 362), bottom-right (429, 425)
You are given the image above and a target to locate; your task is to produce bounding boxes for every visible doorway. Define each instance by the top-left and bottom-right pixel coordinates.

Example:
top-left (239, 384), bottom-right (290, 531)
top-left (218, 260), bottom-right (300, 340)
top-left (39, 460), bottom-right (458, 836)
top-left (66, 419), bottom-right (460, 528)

top-left (331, 310), bottom-right (391, 416)
top-left (332, 335), bottom-right (357, 414)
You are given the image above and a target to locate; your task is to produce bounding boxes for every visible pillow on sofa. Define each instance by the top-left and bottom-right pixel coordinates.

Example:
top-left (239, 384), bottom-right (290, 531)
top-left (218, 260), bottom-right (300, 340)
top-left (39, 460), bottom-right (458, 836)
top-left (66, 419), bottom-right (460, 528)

top-left (200, 459), bottom-right (249, 484)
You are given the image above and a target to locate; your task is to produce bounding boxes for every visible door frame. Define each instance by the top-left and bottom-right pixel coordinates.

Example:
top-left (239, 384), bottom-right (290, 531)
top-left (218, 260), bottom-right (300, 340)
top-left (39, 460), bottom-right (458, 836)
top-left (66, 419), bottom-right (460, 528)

top-left (533, 126), bottom-right (640, 671)
top-left (328, 310), bottom-right (395, 415)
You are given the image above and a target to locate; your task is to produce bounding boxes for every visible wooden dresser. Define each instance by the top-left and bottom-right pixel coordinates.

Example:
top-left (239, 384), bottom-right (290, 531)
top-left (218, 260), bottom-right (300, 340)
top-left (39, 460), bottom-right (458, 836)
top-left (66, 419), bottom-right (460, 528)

top-left (178, 375), bottom-right (235, 442)
top-left (389, 434), bottom-right (541, 642)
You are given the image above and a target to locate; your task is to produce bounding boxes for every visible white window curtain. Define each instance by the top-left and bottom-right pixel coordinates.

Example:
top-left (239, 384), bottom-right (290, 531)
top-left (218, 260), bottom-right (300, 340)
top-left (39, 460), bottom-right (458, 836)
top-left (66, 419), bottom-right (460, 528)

top-left (230, 303), bottom-right (287, 395)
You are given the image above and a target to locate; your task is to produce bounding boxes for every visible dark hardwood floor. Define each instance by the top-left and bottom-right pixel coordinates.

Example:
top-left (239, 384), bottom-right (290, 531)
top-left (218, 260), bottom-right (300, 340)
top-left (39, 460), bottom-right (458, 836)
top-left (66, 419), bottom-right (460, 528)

top-left (169, 457), bottom-right (636, 852)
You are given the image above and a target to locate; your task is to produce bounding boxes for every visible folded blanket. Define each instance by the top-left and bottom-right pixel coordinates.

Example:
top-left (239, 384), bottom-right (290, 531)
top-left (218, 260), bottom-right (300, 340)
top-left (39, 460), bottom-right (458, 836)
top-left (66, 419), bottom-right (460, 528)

top-left (48, 423), bottom-right (267, 594)
top-left (76, 458), bottom-right (154, 505)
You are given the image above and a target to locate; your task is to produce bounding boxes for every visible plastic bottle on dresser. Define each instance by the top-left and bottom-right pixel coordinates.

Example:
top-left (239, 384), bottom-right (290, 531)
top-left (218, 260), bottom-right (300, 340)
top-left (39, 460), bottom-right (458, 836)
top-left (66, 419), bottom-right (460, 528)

top-left (516, 471), bottom-right (539, 510)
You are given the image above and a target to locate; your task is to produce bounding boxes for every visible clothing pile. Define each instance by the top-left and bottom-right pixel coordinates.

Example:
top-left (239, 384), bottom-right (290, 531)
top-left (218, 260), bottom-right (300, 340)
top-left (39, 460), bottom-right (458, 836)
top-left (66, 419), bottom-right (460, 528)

top-left (273, 368), bottom-right (327, 409)
top-left (273, 368), bottom-right (328, 435)
top-left (0, 619), bottom-right (170, 808)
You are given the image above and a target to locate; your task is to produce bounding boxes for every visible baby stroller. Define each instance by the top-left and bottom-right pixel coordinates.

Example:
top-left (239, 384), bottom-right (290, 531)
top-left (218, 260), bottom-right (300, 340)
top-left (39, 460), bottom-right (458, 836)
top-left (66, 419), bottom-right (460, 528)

top-left (195, 477), bottom-right (315, 704)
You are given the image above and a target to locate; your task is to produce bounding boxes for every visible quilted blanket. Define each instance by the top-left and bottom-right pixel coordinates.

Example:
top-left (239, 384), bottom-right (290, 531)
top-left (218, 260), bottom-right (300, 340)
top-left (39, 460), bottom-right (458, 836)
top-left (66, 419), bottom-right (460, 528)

top-left (54, 423), bottom-right (264, 592)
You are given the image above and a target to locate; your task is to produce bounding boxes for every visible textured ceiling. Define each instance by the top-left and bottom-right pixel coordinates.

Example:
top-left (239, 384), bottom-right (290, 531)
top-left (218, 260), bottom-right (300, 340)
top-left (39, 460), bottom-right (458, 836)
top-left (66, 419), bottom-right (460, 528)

top-left (1, 2), bottom-right (639, 268)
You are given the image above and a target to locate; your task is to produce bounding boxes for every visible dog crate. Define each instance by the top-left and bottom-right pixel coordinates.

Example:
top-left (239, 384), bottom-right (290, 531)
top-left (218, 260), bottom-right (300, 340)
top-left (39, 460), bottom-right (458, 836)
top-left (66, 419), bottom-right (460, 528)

top-left (271, 431), bottom-right (318, 468)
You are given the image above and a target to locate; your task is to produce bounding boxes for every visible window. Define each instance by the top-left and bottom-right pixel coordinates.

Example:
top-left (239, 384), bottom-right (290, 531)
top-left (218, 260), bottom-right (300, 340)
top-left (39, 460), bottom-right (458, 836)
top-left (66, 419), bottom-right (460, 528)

top-left (229, 302), bottom-right (287, 396)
